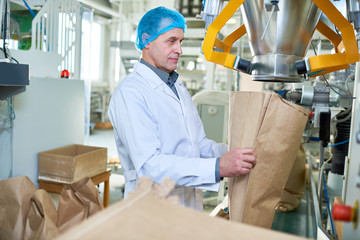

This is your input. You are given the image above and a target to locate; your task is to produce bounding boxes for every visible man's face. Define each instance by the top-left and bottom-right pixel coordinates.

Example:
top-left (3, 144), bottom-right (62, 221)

top-left (144, 28), bottom-right (184, 73)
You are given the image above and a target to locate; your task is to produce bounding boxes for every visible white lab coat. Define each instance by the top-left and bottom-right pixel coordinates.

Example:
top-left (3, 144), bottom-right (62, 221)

top-left (108, 62), bottom-right (228, 211)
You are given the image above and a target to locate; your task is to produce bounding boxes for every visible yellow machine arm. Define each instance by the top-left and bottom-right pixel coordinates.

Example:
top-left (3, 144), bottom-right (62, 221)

top-left (296, 0), bottom-right (360, 77)
top-left (202, 0), bottom-right (251, 73)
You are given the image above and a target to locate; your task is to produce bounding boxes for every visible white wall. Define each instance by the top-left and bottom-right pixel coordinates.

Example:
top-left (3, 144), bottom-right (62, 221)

top-left (11, 77), bottom-right (84, 186)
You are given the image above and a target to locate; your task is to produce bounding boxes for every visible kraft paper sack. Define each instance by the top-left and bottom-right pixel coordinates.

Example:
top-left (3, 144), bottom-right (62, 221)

top-left (57, 177), bottom-right (104, 233)
top-left (0, 176), bottom-right (59, 240)
top-left (56, 177), bottom-right (306, 240)
top-left (24, 189), bottom-right (60, 240)
top-left (276, 144), bottom-right (306, 212)
top-left (228, 91), bottom-right (308, 228)
top-left (0, 176), bottom-right (104, 238)
top-left (0, 176), bottom-right (38, 240)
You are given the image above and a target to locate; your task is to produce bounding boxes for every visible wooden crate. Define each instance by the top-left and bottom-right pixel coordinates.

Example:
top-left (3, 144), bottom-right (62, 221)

top-left (38, 144), bottom-right (107, 183)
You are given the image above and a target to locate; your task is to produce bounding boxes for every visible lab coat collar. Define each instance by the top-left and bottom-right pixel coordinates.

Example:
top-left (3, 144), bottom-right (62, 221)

top-left (134, 62), bottom-right (184, 100)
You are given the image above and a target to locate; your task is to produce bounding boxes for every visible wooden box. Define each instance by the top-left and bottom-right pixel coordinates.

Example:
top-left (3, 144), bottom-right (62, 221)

top-left (38, 144), bottom-right (107, 183)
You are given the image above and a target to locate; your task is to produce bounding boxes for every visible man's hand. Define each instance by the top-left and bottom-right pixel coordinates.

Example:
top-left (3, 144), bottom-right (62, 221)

top-left (219, 148), bottom-right (257, 177)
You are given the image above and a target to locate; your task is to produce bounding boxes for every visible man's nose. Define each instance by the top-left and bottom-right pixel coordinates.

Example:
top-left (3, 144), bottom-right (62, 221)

top-left (175, 41), bottom-right (183, 54)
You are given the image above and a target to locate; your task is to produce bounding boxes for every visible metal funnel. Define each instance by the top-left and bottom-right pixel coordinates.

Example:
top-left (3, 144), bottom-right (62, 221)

top-left (240, 0), bottom-right (322, 82)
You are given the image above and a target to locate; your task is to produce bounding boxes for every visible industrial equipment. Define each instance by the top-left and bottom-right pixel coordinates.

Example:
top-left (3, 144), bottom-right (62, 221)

top-left (0, 62), bottom-right (29, 99)
top-left (201, 0), bottom-right (359, 82)
top-left (0, 0), bottom-right (29, 99)
top-left (199, 0), bottom-right (360, 239)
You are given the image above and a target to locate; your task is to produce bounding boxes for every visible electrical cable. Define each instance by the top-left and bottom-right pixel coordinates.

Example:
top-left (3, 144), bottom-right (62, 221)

top-left (6, 98), bottom-right (15, 120)
top-left (0, 104), bottom-right (11, 131)
top-left (7, 112), bottom-right (13, 178)
top-left (317, 150), bottom-right (332, 198)
top-left (344, 73), bottom-right (355, 94)
top-left (322, 169), bottom-right (336, 235)
top-left (11, 57), bottom-right (19, 64)
top-left (310, 42), bottom-right (356, 99)
top-left (0, 99), bottom-right (14, 178)
top-left (332, 108), bottom-right (352, 133)
top-left (3, 45), bottom-right (19, 64)
top-left (326, 139), bottom-right (349, 148)
top-left (336, 107), bottom-right (351, 117)
top-left (2, 0), bottom-right (8, 58)
top-left (0, 47), bottom-right (18, 63)
top-left (318, 156), bottom-right (332, 199)
top-left (335, 110), bottom-right (352, 123)
top-left (1, 0), bottom-right (21, 62)
top-left (323, 76), bottom-right (355, 99)
top-left (22, 0), bottom-right (36, 18)
top-left (0, 47), bottom-right (5, 59)
top-left (322, 208), bottom-right (327, 218)
top-left (324, 82), bottom-right (351, 96)
top-left (6, 98), bottom-right (14, 178)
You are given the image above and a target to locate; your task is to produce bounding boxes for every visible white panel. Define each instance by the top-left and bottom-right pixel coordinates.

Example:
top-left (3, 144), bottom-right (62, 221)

top-left (11, 49), bottom-right (62, 78)
top-left (12, 77), bottom-right (84, 186)
top-left (343, 62), bottom-right (360, 239)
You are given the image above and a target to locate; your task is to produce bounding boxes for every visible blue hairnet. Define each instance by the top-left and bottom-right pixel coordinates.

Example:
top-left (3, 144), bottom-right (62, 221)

top-left (135, 6), bottom-right (187, 50)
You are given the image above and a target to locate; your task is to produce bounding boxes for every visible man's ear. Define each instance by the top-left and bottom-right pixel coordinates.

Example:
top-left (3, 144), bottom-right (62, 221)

top-left (144, 43), bottom-right (150, 49)
top-left (142, 33), bottom-right (149, 44)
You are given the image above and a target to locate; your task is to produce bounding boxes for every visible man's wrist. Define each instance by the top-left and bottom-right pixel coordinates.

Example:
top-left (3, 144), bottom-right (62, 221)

top-left (215, 157), bottom-right (223, 182)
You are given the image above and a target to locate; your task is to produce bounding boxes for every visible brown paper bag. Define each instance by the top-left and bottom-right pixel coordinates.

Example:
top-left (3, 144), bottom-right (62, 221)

top-left (0, 176), bottom-right (38, 240)
top-left (57, 177), bottom-right (104, 232)
top-left (276, 144), bottom-right (306, 212)
top-left (56, 177), bottom-right (307, 240)
top-left (228, 91), bottom-right (308, 228)
top-left (24, 189), bottom-right (60, 239)
top-left (228, 92), bottom-right (268, 222)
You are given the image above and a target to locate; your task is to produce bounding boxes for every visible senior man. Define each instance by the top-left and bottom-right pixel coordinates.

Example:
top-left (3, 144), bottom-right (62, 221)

top-left (108, 6), bottom-right (256, 211)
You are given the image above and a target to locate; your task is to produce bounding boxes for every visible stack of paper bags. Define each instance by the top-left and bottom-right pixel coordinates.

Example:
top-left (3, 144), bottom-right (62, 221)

top-left (0, 176), bottom-right (104, 240)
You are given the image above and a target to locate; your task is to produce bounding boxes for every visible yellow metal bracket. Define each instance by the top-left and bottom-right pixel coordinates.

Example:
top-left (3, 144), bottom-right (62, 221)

top-left (304, 0), bottom-right (360, 77)
top-left (316, 20), bottom-right (343, 53)
top-left (202, 0), bottom-right (248, 71)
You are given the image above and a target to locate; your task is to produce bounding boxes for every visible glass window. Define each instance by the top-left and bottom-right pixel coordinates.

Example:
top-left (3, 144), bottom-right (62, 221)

top-left (81, 20), bottom-right (103, 82)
